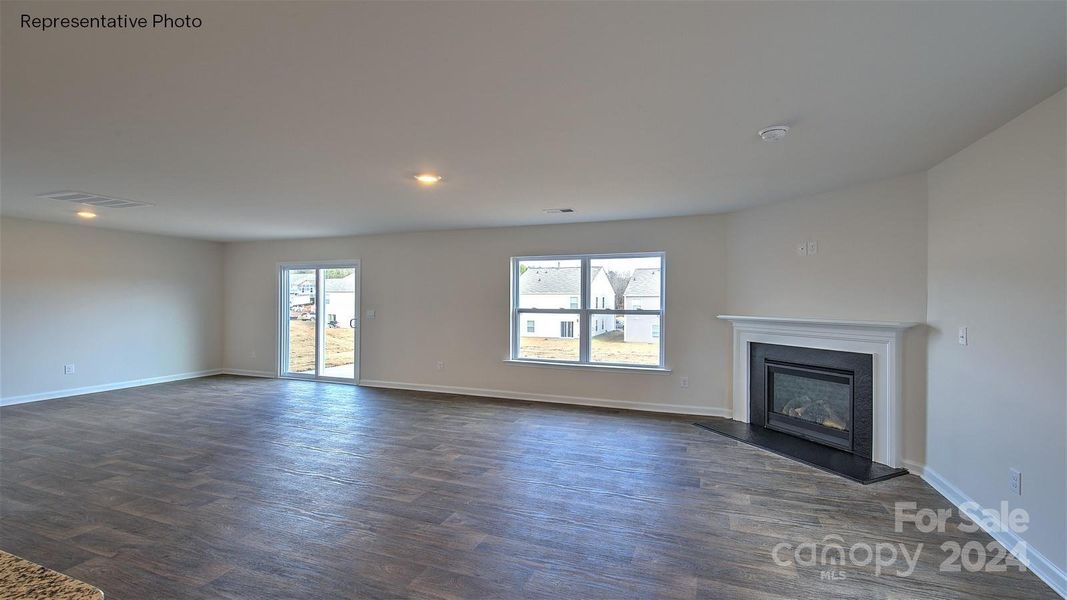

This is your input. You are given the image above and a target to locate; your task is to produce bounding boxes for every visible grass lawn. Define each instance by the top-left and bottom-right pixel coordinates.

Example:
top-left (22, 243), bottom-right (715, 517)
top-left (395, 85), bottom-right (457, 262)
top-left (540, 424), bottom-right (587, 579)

top-left (287, 319), bottom-right (356, 373)
top-left (287, 322), bottom-right (655, 372)
top-left (519, 330), bottom-right (658, 365)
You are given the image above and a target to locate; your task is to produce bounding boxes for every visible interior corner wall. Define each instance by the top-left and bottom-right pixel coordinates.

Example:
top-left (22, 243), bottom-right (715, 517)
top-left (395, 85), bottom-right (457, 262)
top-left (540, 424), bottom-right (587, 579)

top-left (0, 218), bottom-right (225, 403)
top-left (926, 89), bottom-right (1066, 575)
top-left (722, 172), bottom-right (930, 466)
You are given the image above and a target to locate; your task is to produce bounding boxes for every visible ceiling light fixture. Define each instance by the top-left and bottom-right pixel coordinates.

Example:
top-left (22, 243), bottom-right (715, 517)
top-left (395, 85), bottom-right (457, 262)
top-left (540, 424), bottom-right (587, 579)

top-left (76, 210), bottom-right (98, 219)
top-left (413, 173), bottom-right (443, 185)
top-left (758, 125), bottom-right (790, 142)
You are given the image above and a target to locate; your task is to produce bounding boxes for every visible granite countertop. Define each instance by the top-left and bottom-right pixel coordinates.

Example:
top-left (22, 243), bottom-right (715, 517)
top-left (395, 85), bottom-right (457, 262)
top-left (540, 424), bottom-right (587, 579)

top-left (0, 550), bottom-right (103, 600)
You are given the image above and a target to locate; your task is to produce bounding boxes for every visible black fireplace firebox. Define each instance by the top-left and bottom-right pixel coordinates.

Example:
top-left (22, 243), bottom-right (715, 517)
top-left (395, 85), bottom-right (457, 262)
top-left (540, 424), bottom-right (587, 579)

top-left (766, 361), bottom-right (853, 451)
top-left (750, 343), bottom-right (873, 458)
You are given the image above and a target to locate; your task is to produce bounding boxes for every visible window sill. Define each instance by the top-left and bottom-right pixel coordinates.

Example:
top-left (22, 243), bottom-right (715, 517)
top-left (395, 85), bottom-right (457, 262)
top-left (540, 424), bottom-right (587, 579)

top-left (503, 359), bottom-right (672, 374)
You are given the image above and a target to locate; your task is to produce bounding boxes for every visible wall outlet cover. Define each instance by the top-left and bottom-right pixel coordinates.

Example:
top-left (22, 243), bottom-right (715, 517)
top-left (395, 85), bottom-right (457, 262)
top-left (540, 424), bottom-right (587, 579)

top-left (63, 363), bottom-right (75, 375)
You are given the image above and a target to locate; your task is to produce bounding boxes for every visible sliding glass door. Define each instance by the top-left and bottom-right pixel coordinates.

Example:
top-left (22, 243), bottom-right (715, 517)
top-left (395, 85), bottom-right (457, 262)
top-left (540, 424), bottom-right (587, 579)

top-left (279, 262), bottom-right (359, 382)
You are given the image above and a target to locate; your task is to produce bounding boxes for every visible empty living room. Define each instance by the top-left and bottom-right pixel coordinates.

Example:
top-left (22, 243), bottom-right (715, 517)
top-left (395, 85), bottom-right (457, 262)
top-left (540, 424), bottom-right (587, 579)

top-left (1, 1), bottom-right (1065, 598)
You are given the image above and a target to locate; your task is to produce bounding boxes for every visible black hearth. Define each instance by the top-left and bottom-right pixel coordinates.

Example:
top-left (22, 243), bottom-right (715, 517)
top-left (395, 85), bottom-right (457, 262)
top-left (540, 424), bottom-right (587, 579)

top-left (695, 342), bottom-right (906, 484)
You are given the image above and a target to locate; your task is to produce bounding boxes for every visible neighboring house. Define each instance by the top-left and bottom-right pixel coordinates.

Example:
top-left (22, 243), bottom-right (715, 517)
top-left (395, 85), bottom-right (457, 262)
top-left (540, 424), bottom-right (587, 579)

top-left (324, 273), bottom-right (357, 327)
top-left (623, 268), bottom-right (661, 343)
top-left (288, 272), bottom-right (357, 327)
top-left (289, 273), bottom-right (316, 296)
top-left (519, 266), bottom-right (616, 338)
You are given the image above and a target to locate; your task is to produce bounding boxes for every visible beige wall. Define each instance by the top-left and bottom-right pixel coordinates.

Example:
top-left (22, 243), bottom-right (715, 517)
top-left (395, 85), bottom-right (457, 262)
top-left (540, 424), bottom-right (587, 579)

top-left (724, 172), bottom-right (930, 465)
top-left (0, 218), bottom-right (224, 401)
top-left (222, 173), bottom-right (932, 449)
top-left (223, 215), bottom-right (732, 414)
top-left (926, 90), bottom-right (1066, 572)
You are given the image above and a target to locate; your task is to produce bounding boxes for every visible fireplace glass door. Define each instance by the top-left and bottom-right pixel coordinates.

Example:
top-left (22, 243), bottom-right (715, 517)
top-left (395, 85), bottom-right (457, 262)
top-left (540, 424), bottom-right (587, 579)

top-left (765, 361), bottom-right (853, 451)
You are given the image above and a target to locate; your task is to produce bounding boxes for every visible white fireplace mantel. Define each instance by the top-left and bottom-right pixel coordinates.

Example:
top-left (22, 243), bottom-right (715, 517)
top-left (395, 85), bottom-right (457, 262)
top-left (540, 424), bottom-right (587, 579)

top-left (718, 315), bottom-right (918, 467)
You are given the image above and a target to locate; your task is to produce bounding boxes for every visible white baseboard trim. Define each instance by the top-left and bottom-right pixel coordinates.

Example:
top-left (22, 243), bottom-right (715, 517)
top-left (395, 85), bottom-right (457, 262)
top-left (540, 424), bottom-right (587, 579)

top-left (902, 459), bottom-right (926, 477)
top-left (359, 379), bottom-right (732, 418)
top-left (910, 461), bottom-right (1066, 598)
top-left (220, 369), bottom-right (276, 378)
top-left (0, 369), bottom-right (224, 407)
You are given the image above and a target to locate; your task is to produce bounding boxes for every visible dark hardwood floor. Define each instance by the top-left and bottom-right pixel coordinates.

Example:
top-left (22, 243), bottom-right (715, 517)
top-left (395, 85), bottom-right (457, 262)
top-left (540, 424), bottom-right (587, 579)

top-left (0, 376), bottom-right (1056, 599)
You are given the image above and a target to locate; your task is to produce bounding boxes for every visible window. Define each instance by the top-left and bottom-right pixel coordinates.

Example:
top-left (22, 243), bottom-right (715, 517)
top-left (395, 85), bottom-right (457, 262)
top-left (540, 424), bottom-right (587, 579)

top-left (512, 252), bottom-right (664, 368)
top-left (280, 263), bottom-right (359, 381)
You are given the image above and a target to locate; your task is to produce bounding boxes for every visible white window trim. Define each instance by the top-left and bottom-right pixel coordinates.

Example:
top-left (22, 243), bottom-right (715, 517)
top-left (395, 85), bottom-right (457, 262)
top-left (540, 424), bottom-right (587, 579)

top-left (509, 252), bottom-right (666, 370)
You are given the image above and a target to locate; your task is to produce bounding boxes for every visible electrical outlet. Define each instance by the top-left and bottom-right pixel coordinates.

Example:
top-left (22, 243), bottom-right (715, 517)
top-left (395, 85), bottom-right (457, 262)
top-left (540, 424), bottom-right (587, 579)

top-left (1009, 468), bottom-right (1022, 496)
top-left (249, 351), bottom-right (257, 360)
top-left (958, 327), bottom-right (968, 346)
top-left (436, 360), bottom-right (444, 370)
top-left (807, 240), bottom-right (818, 255)
top-left (366, 309), bottom-right (376, 319)
top-left (63, 363), bottom-right (75, 375)
top-left (796, 242), bottom-right (808, 256)
top-left (679, 376), bottom-right (689, 389)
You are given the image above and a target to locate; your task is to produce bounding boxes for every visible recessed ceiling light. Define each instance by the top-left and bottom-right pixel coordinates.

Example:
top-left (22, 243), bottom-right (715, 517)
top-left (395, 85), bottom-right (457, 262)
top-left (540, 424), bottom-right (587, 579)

top-left (413, 173), bottom-right (443, 185)
top-left (758, 125), bottom-right (790, 142)
top-left (76, 210), bottom-right (98, 219)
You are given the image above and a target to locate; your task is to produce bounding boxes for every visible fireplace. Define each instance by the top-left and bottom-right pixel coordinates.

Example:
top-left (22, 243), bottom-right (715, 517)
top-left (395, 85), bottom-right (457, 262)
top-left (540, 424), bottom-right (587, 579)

top-left (700, 315), bottom-right (913, 483)
top-left (766, 361), bottom-right (853, 451)
top-left (750, 343), bottom-right (873, 458)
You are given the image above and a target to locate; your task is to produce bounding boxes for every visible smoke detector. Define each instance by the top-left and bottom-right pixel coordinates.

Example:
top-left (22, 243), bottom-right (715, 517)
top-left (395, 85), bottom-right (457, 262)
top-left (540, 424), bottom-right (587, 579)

top-left (37, 190), bottom-right (152, 208)
top-left (758, 125), bottom-right (790, 142)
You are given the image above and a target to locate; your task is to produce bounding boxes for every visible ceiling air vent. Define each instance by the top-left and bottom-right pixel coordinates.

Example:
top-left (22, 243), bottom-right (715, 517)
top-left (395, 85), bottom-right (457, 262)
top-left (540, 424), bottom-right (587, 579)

top-left (36, 190), bottom-right (152, 209)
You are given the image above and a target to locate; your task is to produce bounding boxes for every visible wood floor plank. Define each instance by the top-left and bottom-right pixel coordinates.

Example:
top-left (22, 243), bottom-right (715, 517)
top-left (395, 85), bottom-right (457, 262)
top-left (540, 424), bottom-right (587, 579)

top-left (0, 375), bottom-right (1058, 599)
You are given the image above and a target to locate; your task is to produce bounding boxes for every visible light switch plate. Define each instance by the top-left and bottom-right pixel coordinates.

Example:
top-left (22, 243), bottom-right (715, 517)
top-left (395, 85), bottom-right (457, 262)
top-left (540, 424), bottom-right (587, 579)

top-left (807, 240), bottom-right (818, 255)
top-left (796, 242), bottom-right (808, 256)
top-left (958, 327), bottom-right (968, 346)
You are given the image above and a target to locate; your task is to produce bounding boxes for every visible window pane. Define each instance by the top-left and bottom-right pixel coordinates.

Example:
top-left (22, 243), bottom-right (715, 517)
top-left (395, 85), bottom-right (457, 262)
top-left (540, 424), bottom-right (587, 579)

top-left (590, 256), bottom-right (661, 311)
top-left (286, 269), bottom-right (317, 374)
top-left (590, 314), bottom-right (660, 366)
top-left (518, 259), bottom-right (581, 309)
top-left (518, 312), bottom-right (580, 361)
top-left (323, 268), bottom-right (356, 379)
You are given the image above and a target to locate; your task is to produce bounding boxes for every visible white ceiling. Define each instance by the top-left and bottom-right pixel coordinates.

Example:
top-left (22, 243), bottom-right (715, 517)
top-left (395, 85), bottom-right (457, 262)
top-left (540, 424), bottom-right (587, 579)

top-left (2, 1), bottom-right (1064, 241)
